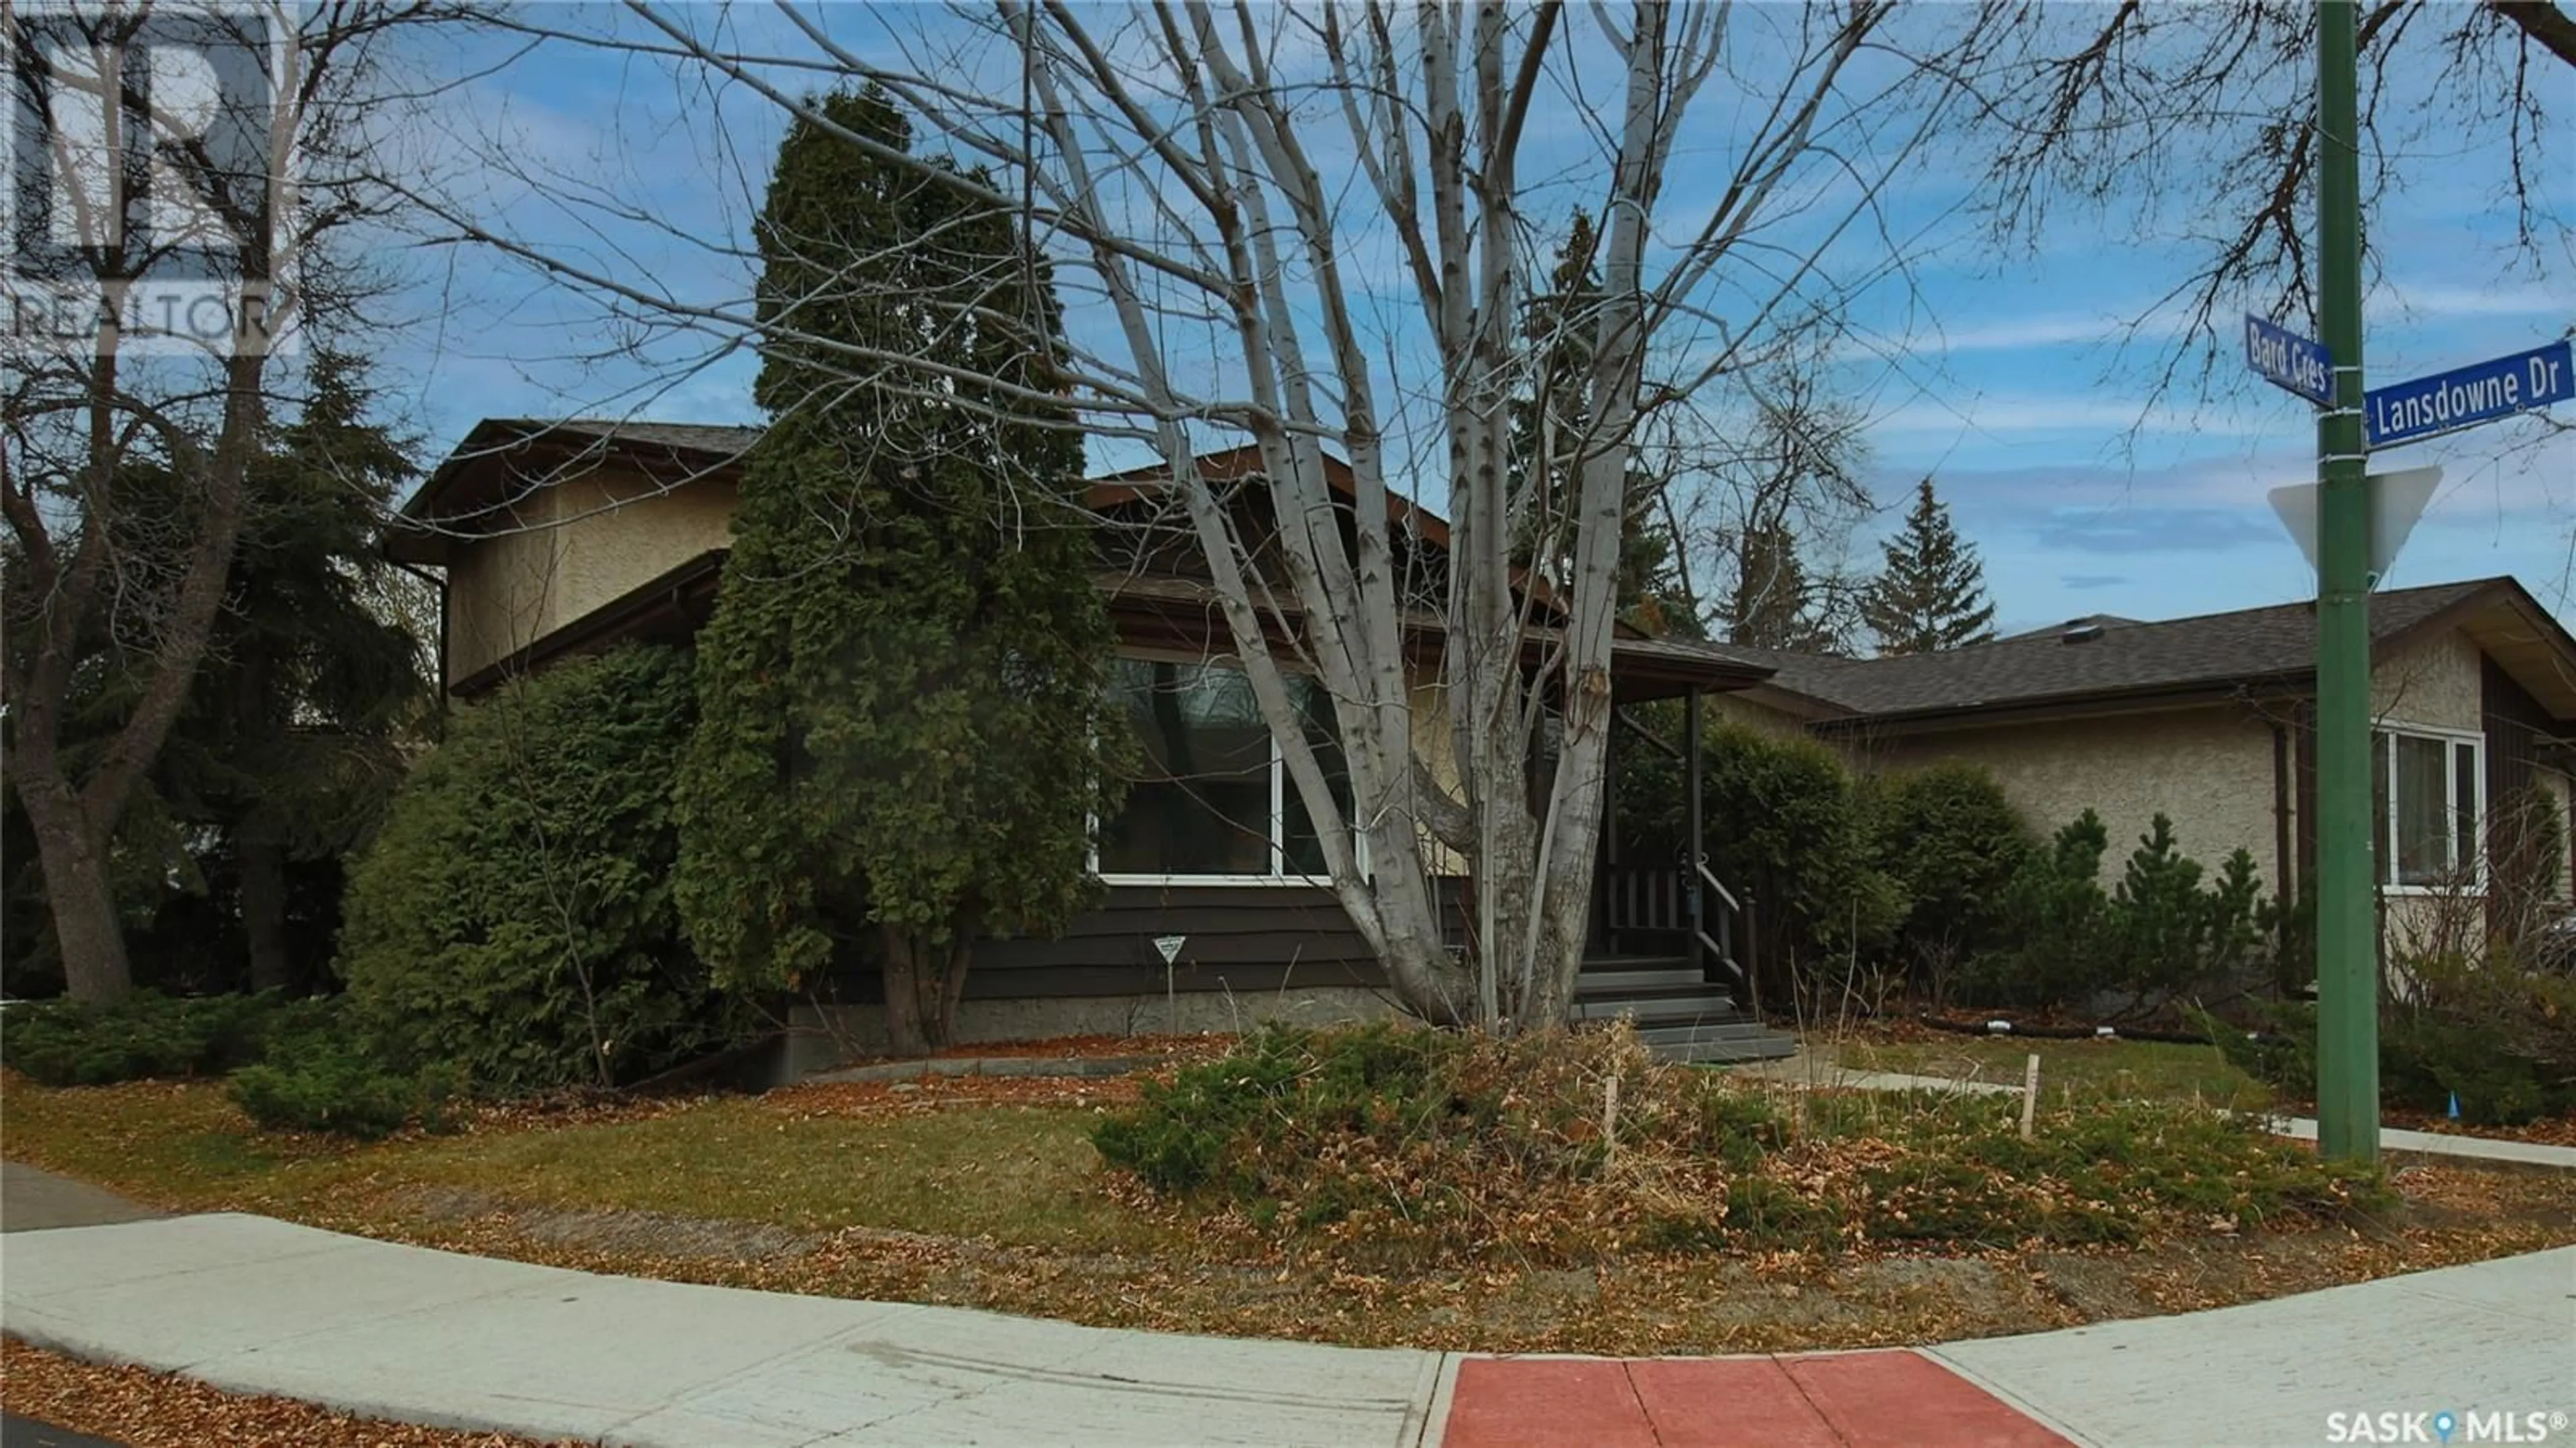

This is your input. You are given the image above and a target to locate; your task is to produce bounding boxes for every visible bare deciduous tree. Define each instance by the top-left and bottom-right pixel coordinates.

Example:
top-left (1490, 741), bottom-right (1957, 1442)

top-left (4, 1), bottom-right (445, 1001)
top-left (1984, 1), bottom-right (2571, 399)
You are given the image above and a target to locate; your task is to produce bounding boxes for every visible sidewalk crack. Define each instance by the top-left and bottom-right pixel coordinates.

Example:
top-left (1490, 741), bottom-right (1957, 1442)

top-left (1778, 1356), bottom-right (1854, 1447)
top-left (1619, 1361), bottom-right (1667, 1448)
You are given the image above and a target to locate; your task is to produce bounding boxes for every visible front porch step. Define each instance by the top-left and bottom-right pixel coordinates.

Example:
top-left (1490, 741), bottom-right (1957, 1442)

top-left (1574, 966), bottom-right (1707, 994)
top-left (1668, 1033), bottom-right (1801, 1064)
top-left (1569, 987), bottom-right (1744, 1024)
top-left (1635, 1020), bottom-right (1799, 1063)
top-left (1572, 951), bottom-right (1800, 1063)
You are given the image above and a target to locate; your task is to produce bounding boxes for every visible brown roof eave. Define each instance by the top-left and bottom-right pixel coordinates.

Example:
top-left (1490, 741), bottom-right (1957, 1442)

top-left (1809, 669), bottom-right (2316, 737)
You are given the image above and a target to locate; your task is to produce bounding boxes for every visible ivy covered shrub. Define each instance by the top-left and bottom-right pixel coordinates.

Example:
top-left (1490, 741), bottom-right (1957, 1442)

top-left (1093, 1022), bottom-right (2376, 1263)
top-left (336, 644), bottom-right (739, 1094)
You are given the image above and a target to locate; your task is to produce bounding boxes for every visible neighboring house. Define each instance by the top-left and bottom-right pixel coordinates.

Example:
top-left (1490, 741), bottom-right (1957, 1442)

top-left (390, 419), bottom-right (1794, 1066)
top-left (1729, 580), bottom-right (2576, 958)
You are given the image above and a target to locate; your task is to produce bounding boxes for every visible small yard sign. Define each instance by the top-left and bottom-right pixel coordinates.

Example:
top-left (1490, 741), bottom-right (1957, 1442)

top-left (1153, 934), bottom-right (1186, 966)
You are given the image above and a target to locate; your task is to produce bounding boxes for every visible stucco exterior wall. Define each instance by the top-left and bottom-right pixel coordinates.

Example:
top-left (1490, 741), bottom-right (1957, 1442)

top-left (441, 465), bottom-right (738, 686)
top-left (1407, 676), bottom-right (1466, 876)
top-left (1860, 705), bottom-right (2286, 890)
top-left (443, 493), bottom-right (559, 686)
top-left (2371, 627), bottom-right (2484, 735)
top-left (1707, 692), bottom-right (1814, 739)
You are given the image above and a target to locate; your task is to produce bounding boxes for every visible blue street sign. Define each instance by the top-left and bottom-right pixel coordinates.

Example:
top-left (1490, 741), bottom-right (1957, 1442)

top-left (2245, 313), bottom-right (2337, 405)
top-left (2366, 340), bottom-right (2575, 450)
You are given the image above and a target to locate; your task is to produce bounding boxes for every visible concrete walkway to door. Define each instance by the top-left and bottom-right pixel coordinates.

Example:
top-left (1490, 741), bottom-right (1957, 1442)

top-left (1, 1199), bottom-right (2569, 1447)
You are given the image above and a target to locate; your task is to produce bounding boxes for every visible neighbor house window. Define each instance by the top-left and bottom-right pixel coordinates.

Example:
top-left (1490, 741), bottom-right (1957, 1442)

top-left (1097, 658), bottom-right (1347, 880)
top-left (2371, 727), bottom-right (2484, 888)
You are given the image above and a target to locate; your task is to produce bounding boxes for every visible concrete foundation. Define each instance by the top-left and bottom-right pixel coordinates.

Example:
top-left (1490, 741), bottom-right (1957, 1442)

top-left (775, 986), bottom-right (1404, 1081)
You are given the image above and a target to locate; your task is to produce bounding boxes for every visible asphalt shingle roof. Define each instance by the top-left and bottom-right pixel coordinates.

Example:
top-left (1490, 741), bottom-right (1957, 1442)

top-left (1764, 580), bottom-right (2498, 719)
top-left (514, 418), bottom-right (764, 458)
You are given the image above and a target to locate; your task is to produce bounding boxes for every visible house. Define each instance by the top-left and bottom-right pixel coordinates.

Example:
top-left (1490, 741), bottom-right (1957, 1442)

top-left (1729, 580), bottom-right (2576, 958)
top-left (389, 419), bottom-right (1798, 1066)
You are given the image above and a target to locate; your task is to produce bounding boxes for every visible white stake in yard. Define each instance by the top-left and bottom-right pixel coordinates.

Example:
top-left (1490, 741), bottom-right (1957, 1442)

top-left (2020, 1054), bottom-right (2041, 1141)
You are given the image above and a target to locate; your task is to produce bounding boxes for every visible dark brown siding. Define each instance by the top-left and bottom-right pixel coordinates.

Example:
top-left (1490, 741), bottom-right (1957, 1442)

top-left (2484, 656), bottom-right (2561, 805)
top-left (2482, 657), bottom-right (2574, 931)
top-left (830, 886), bottom-right (1383, 1002)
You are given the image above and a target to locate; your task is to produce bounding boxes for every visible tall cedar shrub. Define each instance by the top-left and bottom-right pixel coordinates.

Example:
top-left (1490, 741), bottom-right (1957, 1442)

top-left (335, 644), bottom-right (727, 1092)
top-left (1860, 478), bottom-right (1996, 656)
top-left (673, 89), bottom-right (1125, 1055)
top-left (1866, 763), bottom-right (2033, 998)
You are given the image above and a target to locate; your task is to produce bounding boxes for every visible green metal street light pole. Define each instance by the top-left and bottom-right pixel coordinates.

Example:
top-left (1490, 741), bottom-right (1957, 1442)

top-left (2312, 0), bottom-right (2379, 1163)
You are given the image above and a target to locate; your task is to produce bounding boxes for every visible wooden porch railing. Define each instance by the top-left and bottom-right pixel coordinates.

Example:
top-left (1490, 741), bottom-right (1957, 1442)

top-left (1603, 690), bottom-right (1760, 1016)
top-left (1599, 859), bottom-right (1757, 1014)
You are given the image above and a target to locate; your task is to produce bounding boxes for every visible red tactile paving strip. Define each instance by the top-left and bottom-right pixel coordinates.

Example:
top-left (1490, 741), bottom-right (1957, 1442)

top-left (1442, 1350), bottom-right (2072, 1448)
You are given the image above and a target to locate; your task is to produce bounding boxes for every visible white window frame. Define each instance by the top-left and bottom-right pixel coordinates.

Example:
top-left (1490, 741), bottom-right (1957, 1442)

top-left (2373, 723), bottom-right (2486, 895)
top-left (1091, 651), bottom-right (1351, 888)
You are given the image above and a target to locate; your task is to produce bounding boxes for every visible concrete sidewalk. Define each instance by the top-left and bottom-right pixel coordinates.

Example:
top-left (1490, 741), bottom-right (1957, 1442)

top-left (0, 1214), bottom-right (1440, 1447)
top-left (0, 1162), bottom-right (166, 1234)
top-left (1933, 1247), bottom-right (2576, 1447)
top-left (3, 1212), bottom-right (2569, 1447)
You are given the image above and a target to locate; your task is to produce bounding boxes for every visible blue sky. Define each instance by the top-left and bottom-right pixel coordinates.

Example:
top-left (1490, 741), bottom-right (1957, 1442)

top-left (374, 5), bottom-right (2574, 640)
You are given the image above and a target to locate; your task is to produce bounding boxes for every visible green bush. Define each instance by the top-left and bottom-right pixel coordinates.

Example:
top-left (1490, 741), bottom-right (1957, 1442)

top-left (1, 990), bottom-right (341, 1087)
top-left (1964, 813), bottom-right (2275, 1015)
top-left (2212, 962), bottom-right (2576, 1127)
top-left (335, 644), bottom-right (741, 1094)
top-left (1617, 713), bottom-right (1907, 992)
top-left (1866, 764), bottom-right (2033, 995)
top-left (1962, 811), bottom-right (2114, 1006)
top-left (2106, 823), bottom-right (2269, 1012)
top-left (228, 1041), bottom-right (459, 1140)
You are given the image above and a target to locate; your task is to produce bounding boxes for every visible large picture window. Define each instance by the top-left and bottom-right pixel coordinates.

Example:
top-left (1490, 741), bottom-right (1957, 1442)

top-left (1097, 658), bottom-right (1348, 880)
top-left (2371, 727), bottom-right (2483, 888)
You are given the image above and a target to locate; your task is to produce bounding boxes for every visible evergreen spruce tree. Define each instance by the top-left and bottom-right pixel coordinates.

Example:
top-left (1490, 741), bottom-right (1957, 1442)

top-left (1860, 478), bottom-right (1996, 655)
top-left (674, 90), bottom-right (1125, 1055)
top-left (1, 350), bottom-right (427, 996)
top-left (1725, 521), bottom-right (1840, 652)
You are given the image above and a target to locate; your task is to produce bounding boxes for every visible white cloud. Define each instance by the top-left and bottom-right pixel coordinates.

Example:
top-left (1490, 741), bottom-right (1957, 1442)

top-left (1868, 393), bottom-right (2226, 442)
top-left (2370, 280), bottom-right (2571, 325)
